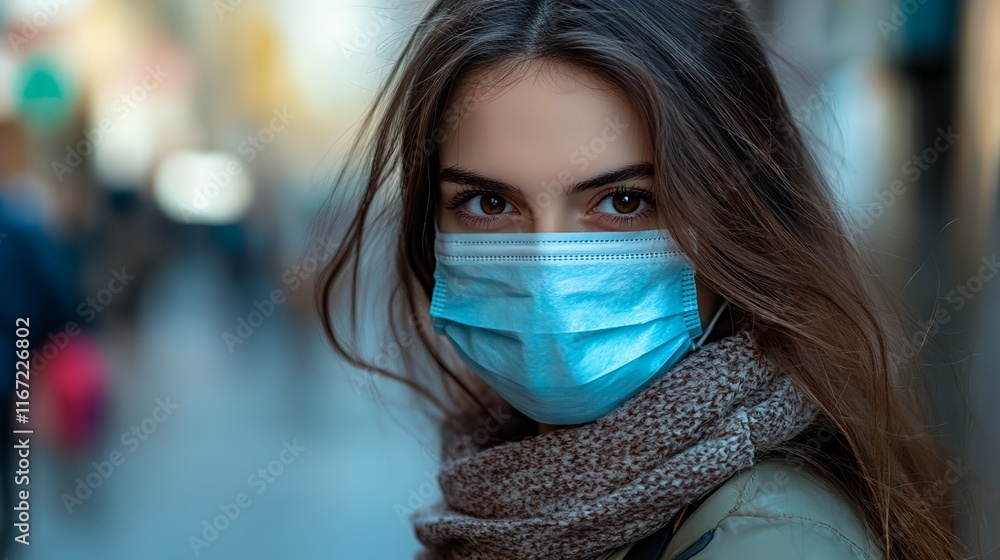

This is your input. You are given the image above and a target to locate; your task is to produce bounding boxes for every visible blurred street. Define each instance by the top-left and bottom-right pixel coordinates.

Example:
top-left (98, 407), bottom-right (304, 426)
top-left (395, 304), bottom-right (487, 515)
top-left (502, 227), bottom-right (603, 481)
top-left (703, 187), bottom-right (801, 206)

top-left (23, 244), bottom-right (434, 559)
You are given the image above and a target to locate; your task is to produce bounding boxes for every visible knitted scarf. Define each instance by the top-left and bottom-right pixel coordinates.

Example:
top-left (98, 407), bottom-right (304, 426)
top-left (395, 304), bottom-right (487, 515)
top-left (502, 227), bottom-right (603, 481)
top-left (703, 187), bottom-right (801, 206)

top-left (410, 330), bottom-right (820, 560)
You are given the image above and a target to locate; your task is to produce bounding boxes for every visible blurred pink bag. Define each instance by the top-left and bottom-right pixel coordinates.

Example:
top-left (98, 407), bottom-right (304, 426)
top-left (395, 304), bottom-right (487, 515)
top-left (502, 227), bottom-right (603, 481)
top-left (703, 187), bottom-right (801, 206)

top-left (37, 333), bottom-right (108, 455)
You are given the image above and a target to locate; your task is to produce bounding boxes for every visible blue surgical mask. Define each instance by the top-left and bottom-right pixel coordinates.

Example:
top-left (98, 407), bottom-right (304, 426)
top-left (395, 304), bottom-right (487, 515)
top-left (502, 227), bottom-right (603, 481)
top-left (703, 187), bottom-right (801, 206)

top-left (429, 223), bottom-right (726, 425)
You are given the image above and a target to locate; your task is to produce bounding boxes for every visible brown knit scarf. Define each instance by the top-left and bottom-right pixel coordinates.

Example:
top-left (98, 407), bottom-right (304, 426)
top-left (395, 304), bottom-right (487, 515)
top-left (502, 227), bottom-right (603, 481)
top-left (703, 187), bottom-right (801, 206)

top-left (410, 330), bottom-right (820, 560)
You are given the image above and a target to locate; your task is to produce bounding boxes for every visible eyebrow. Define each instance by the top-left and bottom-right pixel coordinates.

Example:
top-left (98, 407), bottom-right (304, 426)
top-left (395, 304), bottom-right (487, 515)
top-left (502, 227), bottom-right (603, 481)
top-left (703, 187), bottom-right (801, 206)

top-left (438, 162), bottom-right (654, 199)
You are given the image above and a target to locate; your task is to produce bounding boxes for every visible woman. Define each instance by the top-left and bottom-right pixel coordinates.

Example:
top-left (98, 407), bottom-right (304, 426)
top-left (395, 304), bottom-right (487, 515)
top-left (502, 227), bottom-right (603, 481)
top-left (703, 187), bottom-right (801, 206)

top-left (314, 1), bottom-right (968, 558)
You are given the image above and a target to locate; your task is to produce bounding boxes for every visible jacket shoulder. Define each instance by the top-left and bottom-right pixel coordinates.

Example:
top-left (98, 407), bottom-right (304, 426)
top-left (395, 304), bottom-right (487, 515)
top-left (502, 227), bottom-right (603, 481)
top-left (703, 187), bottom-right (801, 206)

top-left (658, 456), bottom-right (884, 560)
top-left (593, 457), bottom-right (885, 560)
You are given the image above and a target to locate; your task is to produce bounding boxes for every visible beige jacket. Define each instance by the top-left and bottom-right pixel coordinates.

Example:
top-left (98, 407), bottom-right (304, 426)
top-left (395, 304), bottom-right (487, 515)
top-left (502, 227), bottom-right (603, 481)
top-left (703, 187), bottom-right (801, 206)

top-left (595, 456), bottom-right (885, 560)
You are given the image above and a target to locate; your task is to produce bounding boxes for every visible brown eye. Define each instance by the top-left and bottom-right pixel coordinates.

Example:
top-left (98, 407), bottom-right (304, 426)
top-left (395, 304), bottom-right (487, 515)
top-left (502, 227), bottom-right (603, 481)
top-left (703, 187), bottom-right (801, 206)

top-left (593, 187), bottom-right (655, 220)
top-left (480, 195), bottom-right (507, 215)
top-left (610, 192), bottom-right (640, 214)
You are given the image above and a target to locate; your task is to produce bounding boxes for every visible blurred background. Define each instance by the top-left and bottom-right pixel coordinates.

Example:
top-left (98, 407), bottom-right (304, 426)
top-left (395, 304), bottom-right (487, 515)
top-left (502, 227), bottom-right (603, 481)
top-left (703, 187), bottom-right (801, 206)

top-left (0, 0), bottom-right (996, 558)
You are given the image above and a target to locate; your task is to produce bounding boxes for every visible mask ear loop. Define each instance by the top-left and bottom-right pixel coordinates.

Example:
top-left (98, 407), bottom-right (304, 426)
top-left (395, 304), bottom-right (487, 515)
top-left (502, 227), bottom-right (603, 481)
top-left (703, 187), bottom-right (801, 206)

top-left (693, 300), bottom-right (729, 351)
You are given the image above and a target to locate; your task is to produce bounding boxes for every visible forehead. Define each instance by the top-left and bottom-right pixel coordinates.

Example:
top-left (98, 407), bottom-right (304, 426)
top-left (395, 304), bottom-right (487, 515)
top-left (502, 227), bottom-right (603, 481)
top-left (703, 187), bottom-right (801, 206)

top-left (438, 61), bottom-right (650, 186)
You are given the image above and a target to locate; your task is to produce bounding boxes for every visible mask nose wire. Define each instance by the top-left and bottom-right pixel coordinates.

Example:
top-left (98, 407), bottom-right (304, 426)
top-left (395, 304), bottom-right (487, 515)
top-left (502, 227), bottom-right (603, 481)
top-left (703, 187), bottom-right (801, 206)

top-left (694, 299), bottom-right (729, 350)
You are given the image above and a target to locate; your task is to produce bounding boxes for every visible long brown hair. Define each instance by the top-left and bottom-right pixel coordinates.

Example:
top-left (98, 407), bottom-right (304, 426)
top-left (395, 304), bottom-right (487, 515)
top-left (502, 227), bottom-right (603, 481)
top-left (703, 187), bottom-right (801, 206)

top-left (312, 1), bottom-right (973, 557)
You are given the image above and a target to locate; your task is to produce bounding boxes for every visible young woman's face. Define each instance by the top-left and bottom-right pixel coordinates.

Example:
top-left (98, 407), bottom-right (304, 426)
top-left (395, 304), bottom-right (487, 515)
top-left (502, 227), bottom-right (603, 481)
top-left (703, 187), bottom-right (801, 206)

top-left (436, 61), bottom-right (724, 432)
top-left (437, 60), bottom-right (657, 234)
